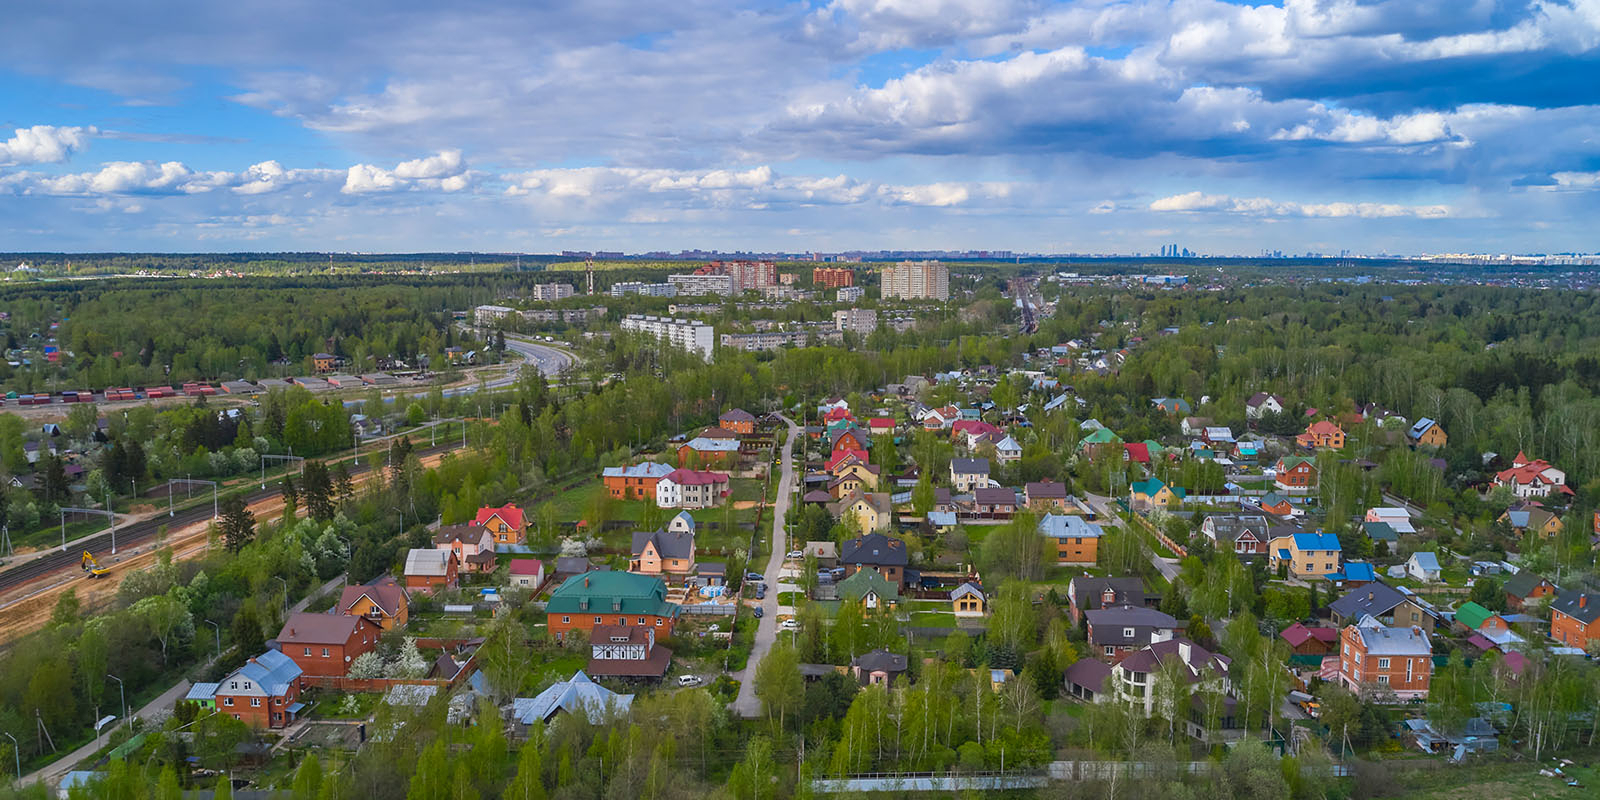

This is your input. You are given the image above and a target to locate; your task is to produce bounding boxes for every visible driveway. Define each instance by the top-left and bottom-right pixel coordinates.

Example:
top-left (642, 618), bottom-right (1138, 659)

top-left (729, 413), bottom-right (798, 718)
top-left (1084, 492), bottom-right (1180, 582)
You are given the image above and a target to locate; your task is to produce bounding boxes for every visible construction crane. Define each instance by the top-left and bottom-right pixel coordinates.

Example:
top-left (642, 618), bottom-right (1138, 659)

top-left (81, 551), bottom-right (110, 578)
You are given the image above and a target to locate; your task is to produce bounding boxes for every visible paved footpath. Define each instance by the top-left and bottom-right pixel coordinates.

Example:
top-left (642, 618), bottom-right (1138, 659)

top-left (729, 414), bottom-right (797, 718)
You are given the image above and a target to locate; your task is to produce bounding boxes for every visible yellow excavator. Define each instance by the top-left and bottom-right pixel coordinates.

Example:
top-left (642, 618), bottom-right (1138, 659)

top-left (81, 551), bottom-right (110, 578)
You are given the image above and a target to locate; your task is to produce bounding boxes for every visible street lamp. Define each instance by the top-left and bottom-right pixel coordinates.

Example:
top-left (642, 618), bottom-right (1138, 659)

top-left (3, 730), bottom-right (17, 782)
top-left (107, 674), bottom-right (127, 734)
top-left (204, 619), bottom-right (221, 656)
top-left (275, 576), bottom-right (288, 616)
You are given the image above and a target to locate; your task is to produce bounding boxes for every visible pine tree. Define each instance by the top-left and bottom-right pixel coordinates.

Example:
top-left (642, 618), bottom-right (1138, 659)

top-left (302, 461), bottom-right (335, 521)
top-left (504, 742), bottom-right (547, 800)
top-left (219, 494), bottom-right (257, 553)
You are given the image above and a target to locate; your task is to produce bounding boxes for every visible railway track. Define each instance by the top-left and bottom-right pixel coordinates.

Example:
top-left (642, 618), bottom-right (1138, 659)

top-left (0, 441), bottom-right (461, 594)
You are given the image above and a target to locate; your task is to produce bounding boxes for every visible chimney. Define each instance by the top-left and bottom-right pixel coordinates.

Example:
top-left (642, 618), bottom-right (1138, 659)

top-left (1367, 591), bottom-right (1374, 601)
top-left (1582, 594), bottom-right (1589, 609)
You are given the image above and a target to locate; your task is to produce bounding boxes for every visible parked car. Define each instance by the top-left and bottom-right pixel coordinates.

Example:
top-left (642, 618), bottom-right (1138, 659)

top-left (753, 607), bottom-right (764, 618)
top-left (745, 571), bottom-right (765, 582)
top-left (755, 586), bottom-right (766, 600)
top-left (677, 675), bottom-right (704, 687)
top-left (779, 619), bottom-right (799, 631)
top-left (786, 550), bottom-right (804, 560)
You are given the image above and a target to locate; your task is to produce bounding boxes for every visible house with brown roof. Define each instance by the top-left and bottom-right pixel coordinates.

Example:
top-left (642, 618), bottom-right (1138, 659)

top-left (339, 580), bottom-right (409, 631)
top-left (850, 648), bottom-right (909, 687)
top-left (1086, 606), bottom-right (1179, 662)
top-left (434, 524), bottom-right (497, 574)
top-left (1067, 576), bottom-right (1147, 624)
top-left (971, 486), bottom-right (1018, 520)
top-left (277, 612), bottom-right (382, 677)
top-left (1279, 622), bottom-right (1338, 655)
top-left (1024, 480), bottom-right (1069, 511)
top-left (588, 625), bottom-right (673, 679)
top-left (718, 408), bottom-right (757, 435)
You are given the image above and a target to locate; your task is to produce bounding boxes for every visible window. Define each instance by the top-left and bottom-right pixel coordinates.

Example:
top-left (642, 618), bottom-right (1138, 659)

top-left (595, 616), bottom-right (602, 624)
top-left (229, 681), bottom-right (238, 690)
top-left (251, 698), bottom-right (261, 707)
top-left (242, 682), bottom-right (251, 691)
top-left (655, 619), bottom-right (662, 626)
top-left (1104, 646), bottom-right (1115, 656)
top-left (1123, 627), bottom-right (1135, 638)
top-left (303, 647), bottom-right (311, 656)
top-left (1377, 658), bottom-right (1390, 670)
top-left (638, 617), bottom-right (645, 625)
top-left (224, 698), bottom-right (234, 707)
top-left (1378, 675), bottom-right (1390, 685)
top-left (562, 616), bottom-right (570, 624)
top-left (322, 648), bottom-right (330, 658)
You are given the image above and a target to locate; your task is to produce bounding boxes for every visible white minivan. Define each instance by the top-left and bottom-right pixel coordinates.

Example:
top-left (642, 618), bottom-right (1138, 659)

top-left (677, 675), bottom-right (704, 687)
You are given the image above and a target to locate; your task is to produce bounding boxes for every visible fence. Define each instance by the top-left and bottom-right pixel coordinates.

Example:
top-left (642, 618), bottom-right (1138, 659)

top-left (680, 602), bottom-right (737, 616)
top-left (1129, 513), bottom-right (1189, 558)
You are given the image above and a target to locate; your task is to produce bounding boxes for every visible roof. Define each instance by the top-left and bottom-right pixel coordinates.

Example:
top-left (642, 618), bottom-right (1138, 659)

top-left (1123, 442), bottom-right (1150, 464)
top-left (1246, 392), bottom-right (1284, 408)
top-left (1039, 514), bottom-right (1103, 540)
top-left (1291, 532), bottom-right (1341, 552)
top-left (1069, 576), bottom-right (1145, 611)
top-left (661, 468), bottom-right (729, 486)
top-left (1408, 551), bottom-right (1441, 571)
top-left (1260, 491), bottom-right (1290, 508)
top-left (1087, 606), bottom-right (1178, 644)
top-left (1064, 658), bottom-right (1113, 692)
top-left (1117, 638), bottom-right (1230, 679)
top-left (186, 683), bottom-right (220, 702)
top-left (719, 408), bottom-right (756, 423)
top-left (405, 548), bottom-right (454, 577)
top-left (951, 582), bottom-right (985, 602)
top-left (973, 486), bottom-right (1018, 506)
top-left (950, 457), bottom-right (990, 474)
top-left (434, 523), bottom-right (490, 547)
top-left (1329, 582), bottom-right (1405, 620)
top-left (475, 504), bottom-right (525, 531)
top-left (1409, 417), bottom-right (1438, 438)
top-left (840, 533), bottom-right (909, 567)
top-left (836, 569), bottom-right (899, 604)
top-left (340, 583), bottom-right (407, 618)
top-left (1025, 481), bottom-right (1068, 500)
top-left (1502, 571), bottom-right (1550, 598)
top-left (225, 650), bottom-right (302, 697)
top-left (547, 571), bottom-right (680, 618)
top-left (1280, 622), bottom-right (1338, 647)
top-left (509, 559), bottom-right (544, 576)
top-left (1350, 617), bottom-right (1431, 656)
top-left (851, 648), bottom-right (908, 673)
top-left (1278, 456), bottom-right (1315, 471)
top-left (1333, 562), bottom-right (1377, 583)
top-left (633, 529), bottom-right (695, 560)
top-left (1080, 427), bottom-right (1121, 445)
top-left (1362, 521), bottom-right (1397, 542)
top-left (1454, 601), bottom-right (1497, 631)
top-left (1130, 477), bottom-right (1176, 498)
top-left (681, 437), bottom-right (740, 452)
top-left (514, 671), bottom-right (633, 724)
top-left (278, 612), bottom-right (375, 646)
top-left (1550, 590), bottom-right (1600, 626)
top-left (601, 462), bottom-right (675, 480)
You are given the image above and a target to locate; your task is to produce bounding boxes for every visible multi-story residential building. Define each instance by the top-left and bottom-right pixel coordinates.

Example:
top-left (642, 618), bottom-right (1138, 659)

top-left (655, 468), bottom-right (729, 509)
top-left (609, 281), bottom-right (677, 298)
top-left (668, 273), bottom-right (737, 296)
top-left (1039, 514), bottom-right (1103, 564)
top-left (813, 266), bottom-right (856, 288)
top-left (1087, 606), bottom-right (1180, 662)
top-left (836, 286), bottom-right (865, 302)
top-left (1339, 617), bottom-right (1433, 701)
top-left (880, 260), bottom-right (949, 301)
top-left (720, 260), bottom-right (777, 292)
top-left (209, 650), bottom-right (304, 729)
top-left (833, 308), bottom-right (879, 335)
top-left (474, 304), bottom-right (516, 326)
top-left (1493, 451), bottom-right (1570, 499)
top-left (1274, 456), bottom-right (1318, 493)
top-left (601, 462), bottom-right (675, 500)
top-left (531, 283), bottom-right (576, 301)
top-left (546, 571), bottom-right (681, 642)
top-left (1268, 532), bottom-right (1343, 580)
top-left (1550, 590), bottom-right (1600, 650)
top-left (719, 327), bottom-right (842, 352)
top-left (620, 314), bottom-right (715, 360)
top-left (1111, 638), bottom-right (1232, 718)
top-left (520, 307), bottom-right (606, 325)
top-left (949, 457), bottom-right (990, 492)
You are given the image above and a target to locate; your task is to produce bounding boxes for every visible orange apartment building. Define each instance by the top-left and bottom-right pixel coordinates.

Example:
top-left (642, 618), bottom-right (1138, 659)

top-left (813, 267), bottom-right (855, 288)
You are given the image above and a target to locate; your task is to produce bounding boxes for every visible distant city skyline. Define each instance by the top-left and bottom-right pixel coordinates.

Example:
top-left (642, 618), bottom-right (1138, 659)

top-left (3, 2), bottom-right (1599, 253)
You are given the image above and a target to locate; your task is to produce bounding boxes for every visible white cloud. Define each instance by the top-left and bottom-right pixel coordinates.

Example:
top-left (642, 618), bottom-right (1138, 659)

top-left (342, 164), bottom-right (400, 194)
top-left (393, 149), bottom-right (464, 179)
top-left (343, 151), bottom-right (467, 193)
top-left (1150, 190), bottom-right (1455, 218)
top-left (0, 125), bottom-right (96, 165)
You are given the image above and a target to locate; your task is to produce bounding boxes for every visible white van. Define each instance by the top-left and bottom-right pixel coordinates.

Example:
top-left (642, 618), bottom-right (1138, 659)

top-left (677, 675), bottom-right (704, 687)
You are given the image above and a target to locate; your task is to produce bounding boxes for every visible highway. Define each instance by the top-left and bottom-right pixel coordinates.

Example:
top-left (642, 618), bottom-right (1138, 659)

top-left (442, 333), bottom-right (575, 397)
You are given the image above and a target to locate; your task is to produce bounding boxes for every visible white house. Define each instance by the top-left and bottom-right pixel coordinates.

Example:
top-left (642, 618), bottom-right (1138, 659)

top-left (992, 435), bottom-right (1022, 463)
top-left (1245, 392), bottom-right (1286, 420)
top-left (1406, 551), bottom-right (1442, 583)
top-left (1492, 452), bottom-right (1569, 499)
top-left (656, 469), bottom-right (729, 509)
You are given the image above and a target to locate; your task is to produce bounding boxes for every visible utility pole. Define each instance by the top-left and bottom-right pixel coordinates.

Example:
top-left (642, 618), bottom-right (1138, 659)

top-left (204, 619), bottom-right (221, 656)
top-left (107, 674), bottom-right (127, 734)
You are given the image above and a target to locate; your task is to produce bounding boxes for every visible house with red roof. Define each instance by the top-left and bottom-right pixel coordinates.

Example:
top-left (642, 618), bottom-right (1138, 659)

top-left (1296, 420), bottom-right (1346, 450)
top-left (1280, 622), bottom-right (1338, 656)
top-left (867, 417), bottom-right (897, 436)
top-left (656, 468), bottom-right (729, 510)
top-left (339, 579), bottom-right (409, 631)
top-left (921, 406), bottom-right (960, 430)
top-left (1492, 452), bottom-right (1570, 499)
top-left (951, 419), bottom-right (1001, 447)
top-left (1123, 442), bottom-right (1150, 465)
top-left (475, 504), bottom-right (526, 545)
top-left (509, 559), bottom-right (545, 590)
top-left (823, 407), bottom-right (854, 424)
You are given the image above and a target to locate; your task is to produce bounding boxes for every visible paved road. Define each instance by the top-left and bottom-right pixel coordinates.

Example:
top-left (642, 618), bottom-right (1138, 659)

top-left (730, 414), bottom-right (798, 718)
top-left (20, 575), bottom-right (345, 789)
top-left (444, 331), bottom-right (575, 398)
top-left (1084, 492), bottom-right (1180, 582)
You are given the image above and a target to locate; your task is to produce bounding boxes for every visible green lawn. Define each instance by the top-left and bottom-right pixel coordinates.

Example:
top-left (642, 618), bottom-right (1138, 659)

top-left (910, 612), bottom-right (959, 628)
top-left (777, 591), bottom-right (804, 606)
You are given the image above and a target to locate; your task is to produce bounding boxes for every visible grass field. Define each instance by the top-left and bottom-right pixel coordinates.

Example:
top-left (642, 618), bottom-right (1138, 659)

top-left (1384, 760), bottom-right (1598, 799)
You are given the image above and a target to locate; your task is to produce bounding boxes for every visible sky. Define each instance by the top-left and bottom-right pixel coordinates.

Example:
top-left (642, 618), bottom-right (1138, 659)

top-left (2, 0), bottom-right (1600, 255)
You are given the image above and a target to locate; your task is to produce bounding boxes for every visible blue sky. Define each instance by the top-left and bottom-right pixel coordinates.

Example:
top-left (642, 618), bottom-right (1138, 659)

top-left (2, 0), bottom-right (1599, 255)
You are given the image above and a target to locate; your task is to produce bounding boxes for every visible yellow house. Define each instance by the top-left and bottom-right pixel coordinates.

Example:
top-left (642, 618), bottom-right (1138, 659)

top-left (831, 491), bottom-right (893, 533)
top-left (830, 461), bottom-right (880, 489)
top-left (1267, 532), bottom-right (1343, 580)
top-left (630, 529), bottom-right (696, 574)
top-left (1501, 507), bottom-right (1564, 538)
top-left (951, 582), bottom-right (986, 617)
top-left (1408, 418), bottom-right (1448, 448)
top-left (339, 582), bottom-right (409, 631)
top-left (1129, 478), bottom-right (1184, 512)
top-left (474, 505), bottom-right (526, 545)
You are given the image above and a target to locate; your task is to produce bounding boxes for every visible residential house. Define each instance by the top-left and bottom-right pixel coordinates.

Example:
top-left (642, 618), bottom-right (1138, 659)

top-left (971, 486), bottom-right (1018, 520)
top-left (830, 427), bottom-right (871, 455)
top-left (1152, 397), bottom-right (1192, 415)
top-left (921, 405), bottom-right (960, 430)
top-left (1328, 582), bottom-right (1436, 629)
top-left (1408, 418), bottom-right (1448, 448)
top-left (631, 529), bottom-right (696, 575)
top-left (587, 625), bottom-right (672, 679)
top-left (1339, 617), bottom-right (1433, 701)
top-left (718, 408), bottom-right (757, 435)
top-left (1362, 522), bottom-right (1399, 548)
top-left (1203, 427), bottom-right (1236, 446)
top-left (509, 559), bottom-right (545, 589)
top-left (601, 462), bottom-right (675, 501)
top-left (834, 568), bottom-right (899, 611)
top-left (1296, 420), bottom-right (1346, 450)
top-left (1077, 427), bottom-right (1123, 457)
top-left (951, 419), bottom-right (1001, 447)
top-left (434, 524), bottom-right (496, 574)
top-left (951, 583), bottom-right (986, 617)
top-left (513, 671), bottom-right (633, 726)
top-left (276, 612), bottom-right (382, 678)
top-left (212, 650), bottom-right (304, 728)
top-left (546, 571), bottom-right (681, 642)
top-left (656, 468), bottom-right (729, 509)
top-left (828, 472), bottom-right (872, 500)
top-left (1405, 552), bottom-right (1442, 583)
top-left (1087, 606), bottom-right (1180, 662)
top-left (1550, 590), bottom-right (1600, 650)
top-left (830, 460), bottom-right (881, 489)
top-left (1123, 442), bottom-right (1151, 467)
top-left (1039, 514), bottom-right (1102, 564)
top-left (1201, 514), bottom-right (1269, 557)
top-left (1245, 392), bottom-right (1286, 420)
top-left (676, 437), bottom-right (740, 468)
top-left (850, 649), bottom-right (909, 687)
top-left (1365, 507), bottom-right (1416, 534)
top-left (991, 434), bottom-right (1022, 463)
top-left (1180, 417), bottom-right (1212, 437)
top-left (826, 449), bottom-right (871, 475)
top-left (867, 417), bottom-right (897, 437)
top-left (474, 504), bottom-right (527, 545)
top-left (804, 541), bottom-right (839, 568)
top-left (403, 548), bottom-right (459, 595)
top-left (1280, 622), bottom-right (1338, 656)
top-left (700, 426), bottom-right (741, 441)
top-left (1024, 480), bottom-right (1069, 511)
top-left (1129, 478), bottom-right (1183, 512)
top-left (312, 353), bottom-right (337, 374)
top-left (1503, 571), bottom-right (1556, 612)
top-left (1257, 492), bottom-right (1295, 517)
top-left (1453, 602), bottom-right (1511, 637)
top-left (1501, 505), bottom-right (1564, 538)
top-left (1274, 456), bottom-right (1317, 494)
top-left (949, 458), bottom-right (991, 493)
top-left (831, 491), bottom-right (894, 532)
top-left (839, 532), bottom-right (909, 586)
top-left (1330, 562), bottom-right (1379, 587)
top-left (338, 580), bottom-right (409, 631)
top-left (1067, 577), bottom-right (1147, 624)
top-left (1268, 532), bottom-right (1342, 581)
top-left (1492, 452), bottom-right (1569, 499)
top-left (1112, 639), bottom-right (1232, 720)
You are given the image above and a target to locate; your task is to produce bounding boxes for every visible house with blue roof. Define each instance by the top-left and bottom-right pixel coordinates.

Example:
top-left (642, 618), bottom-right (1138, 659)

top-left (1406, 551), bottom-right (1443, 582)
top-left (208, 649), bottom-right (304, 728)
top-left (1039, 514), bottom-right (1103, 564)
top-left (1330, 561), bottom-right (1378, 586)
top-left (514, 671), bottom-right (633, 726)
top-left (1267, 531), bottom-right (1343, 580)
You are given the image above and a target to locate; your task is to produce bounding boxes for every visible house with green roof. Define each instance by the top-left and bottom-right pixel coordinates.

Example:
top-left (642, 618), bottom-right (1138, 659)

top-left (834, 568), bottom-right (899, 611)
top-left (1274, 455), bottom-right (1318, 494)
top-left (1077, 427), bottom-right (1123, 456)
top-left (547, 571), bottom-right (682, 642)
top-left (1130, 478), bottom-right (1184, 512)
top-left (1453, 601), bottom-right (1509, 635)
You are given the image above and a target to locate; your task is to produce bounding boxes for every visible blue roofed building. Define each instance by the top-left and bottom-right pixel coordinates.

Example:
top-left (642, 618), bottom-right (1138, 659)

top-left (1039, 514), bottom-right (1103, 565)
top-left (514, 670), bottom-right (634, 726)
top-left (1268, 532), bottom-right (1343, 580)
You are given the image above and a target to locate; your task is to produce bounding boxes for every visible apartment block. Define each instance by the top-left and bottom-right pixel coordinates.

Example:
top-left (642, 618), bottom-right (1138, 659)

top-left (609, 281), bottom-right (677, 297)
top-left (668, 273), bottom-right (737, 297)
top-left (531, 283), bottom-right (576, 301)
top-left (813, 267), bottom-right (856, 288)
top-left (620, 314), bottom-right (716, 360)
top-left (881, 260), bottom-right (949, 301)
top-left (833, 308), bottom-right (879, 335)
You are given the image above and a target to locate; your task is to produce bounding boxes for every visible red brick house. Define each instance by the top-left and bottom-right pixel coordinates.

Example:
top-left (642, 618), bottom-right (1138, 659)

top-left (276, 612), bottom-right (382, 678)
top-left (1274, 456), bottom-right (1317, 493)
top-left (210, 650), bottom-right (303, 728)
top-left (404, 548), bottom-right (459, 595)
top-left (1551, 590), bottom-right (1600, 651)
top-left (1338, 617), bottom-right (1432, 701)
top-left (718, 408), bottom-right (757, 435)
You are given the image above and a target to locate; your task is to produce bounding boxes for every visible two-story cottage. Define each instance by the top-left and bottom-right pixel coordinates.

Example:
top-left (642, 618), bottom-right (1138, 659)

top-left (1111, 638), bottom-right (1232, 718)
top-left (403, 548), bottom-right (458, 596)
top-left (1501, 505), bottom-right (1564, 538)
top-left (1268, 532), bottom-right (1342, 580)
top-left (1273, 456), bottom-right (1317, 494)
top-left (1067, 576), bottom-right (1147, 624)
top-left (546, 571), bottom-right (681, 642)
top-left (276, 612), bottom-right (382, 677)
top-left (1550, 590), bottom-right (1600, 651)
top-left (1039, 514), bottom-right (1102, 565)
top-left (1086, 606), bottom-right (1179, 662)
top-left (949, 458), bottom-right (990, 493)
top-left (1339, 617), bottom-right (1432, 701)
top-left (587, 625), bottom-right (672, 679)
top-left (1202, 514), bottom-right (1270, 557)
top-left (850, 649), bottom-right (909, 687)
top-left (1296, 420), bottom-right (1346, 450)
top-left (433, 523), bottom-right (496, 574)
top-left (1245, 392), bottom-right (1285, 420)
top-left (676, 436), bottom-right (740, 468)
top-left (1023, 480), bottom-right (1069, 511)
top-left (1328, 582), bottom-right (1437, 629)
top-left (1492, 452), bottom-right (1569, 499)
top-left (656, 468), bottom-right (729, 509)
top-left (601, 462), bottom-right (675, 501)
top-left (839, 532), bottom-right (909, 586)
top-left (1129, 478), bottom-right (1183, 512)
top-left (834, 568), bottom-right (899, 611)
top-left (1503, 571), bottom-right (1556, 612)
top-left (717, 408), bottom-right (757, 435)
top-left (1407, 418), bottom-right (1448, 448)
top-left (474, 504), bottom-right (526, 545)
top-left (830, 491), bottom-right (894, 533)
top-left (211, 650), bottom-right (304, 728)
top-left (631, 529), bottom-right (696, 575)
top-left (971, 486), bottom-right (1019, 520)
top-left (339, 579), bottom-right (409, 631)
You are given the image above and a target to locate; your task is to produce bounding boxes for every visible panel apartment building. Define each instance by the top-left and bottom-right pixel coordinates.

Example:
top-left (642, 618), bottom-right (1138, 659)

top-left (531, 283), bottom-right (576, 301)
top-left (667, 273), bottom-right (736, 297)
top-left (621, 314), bottom-right (716, 361)
top-left (880, 260), bottom-right (949, 301)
